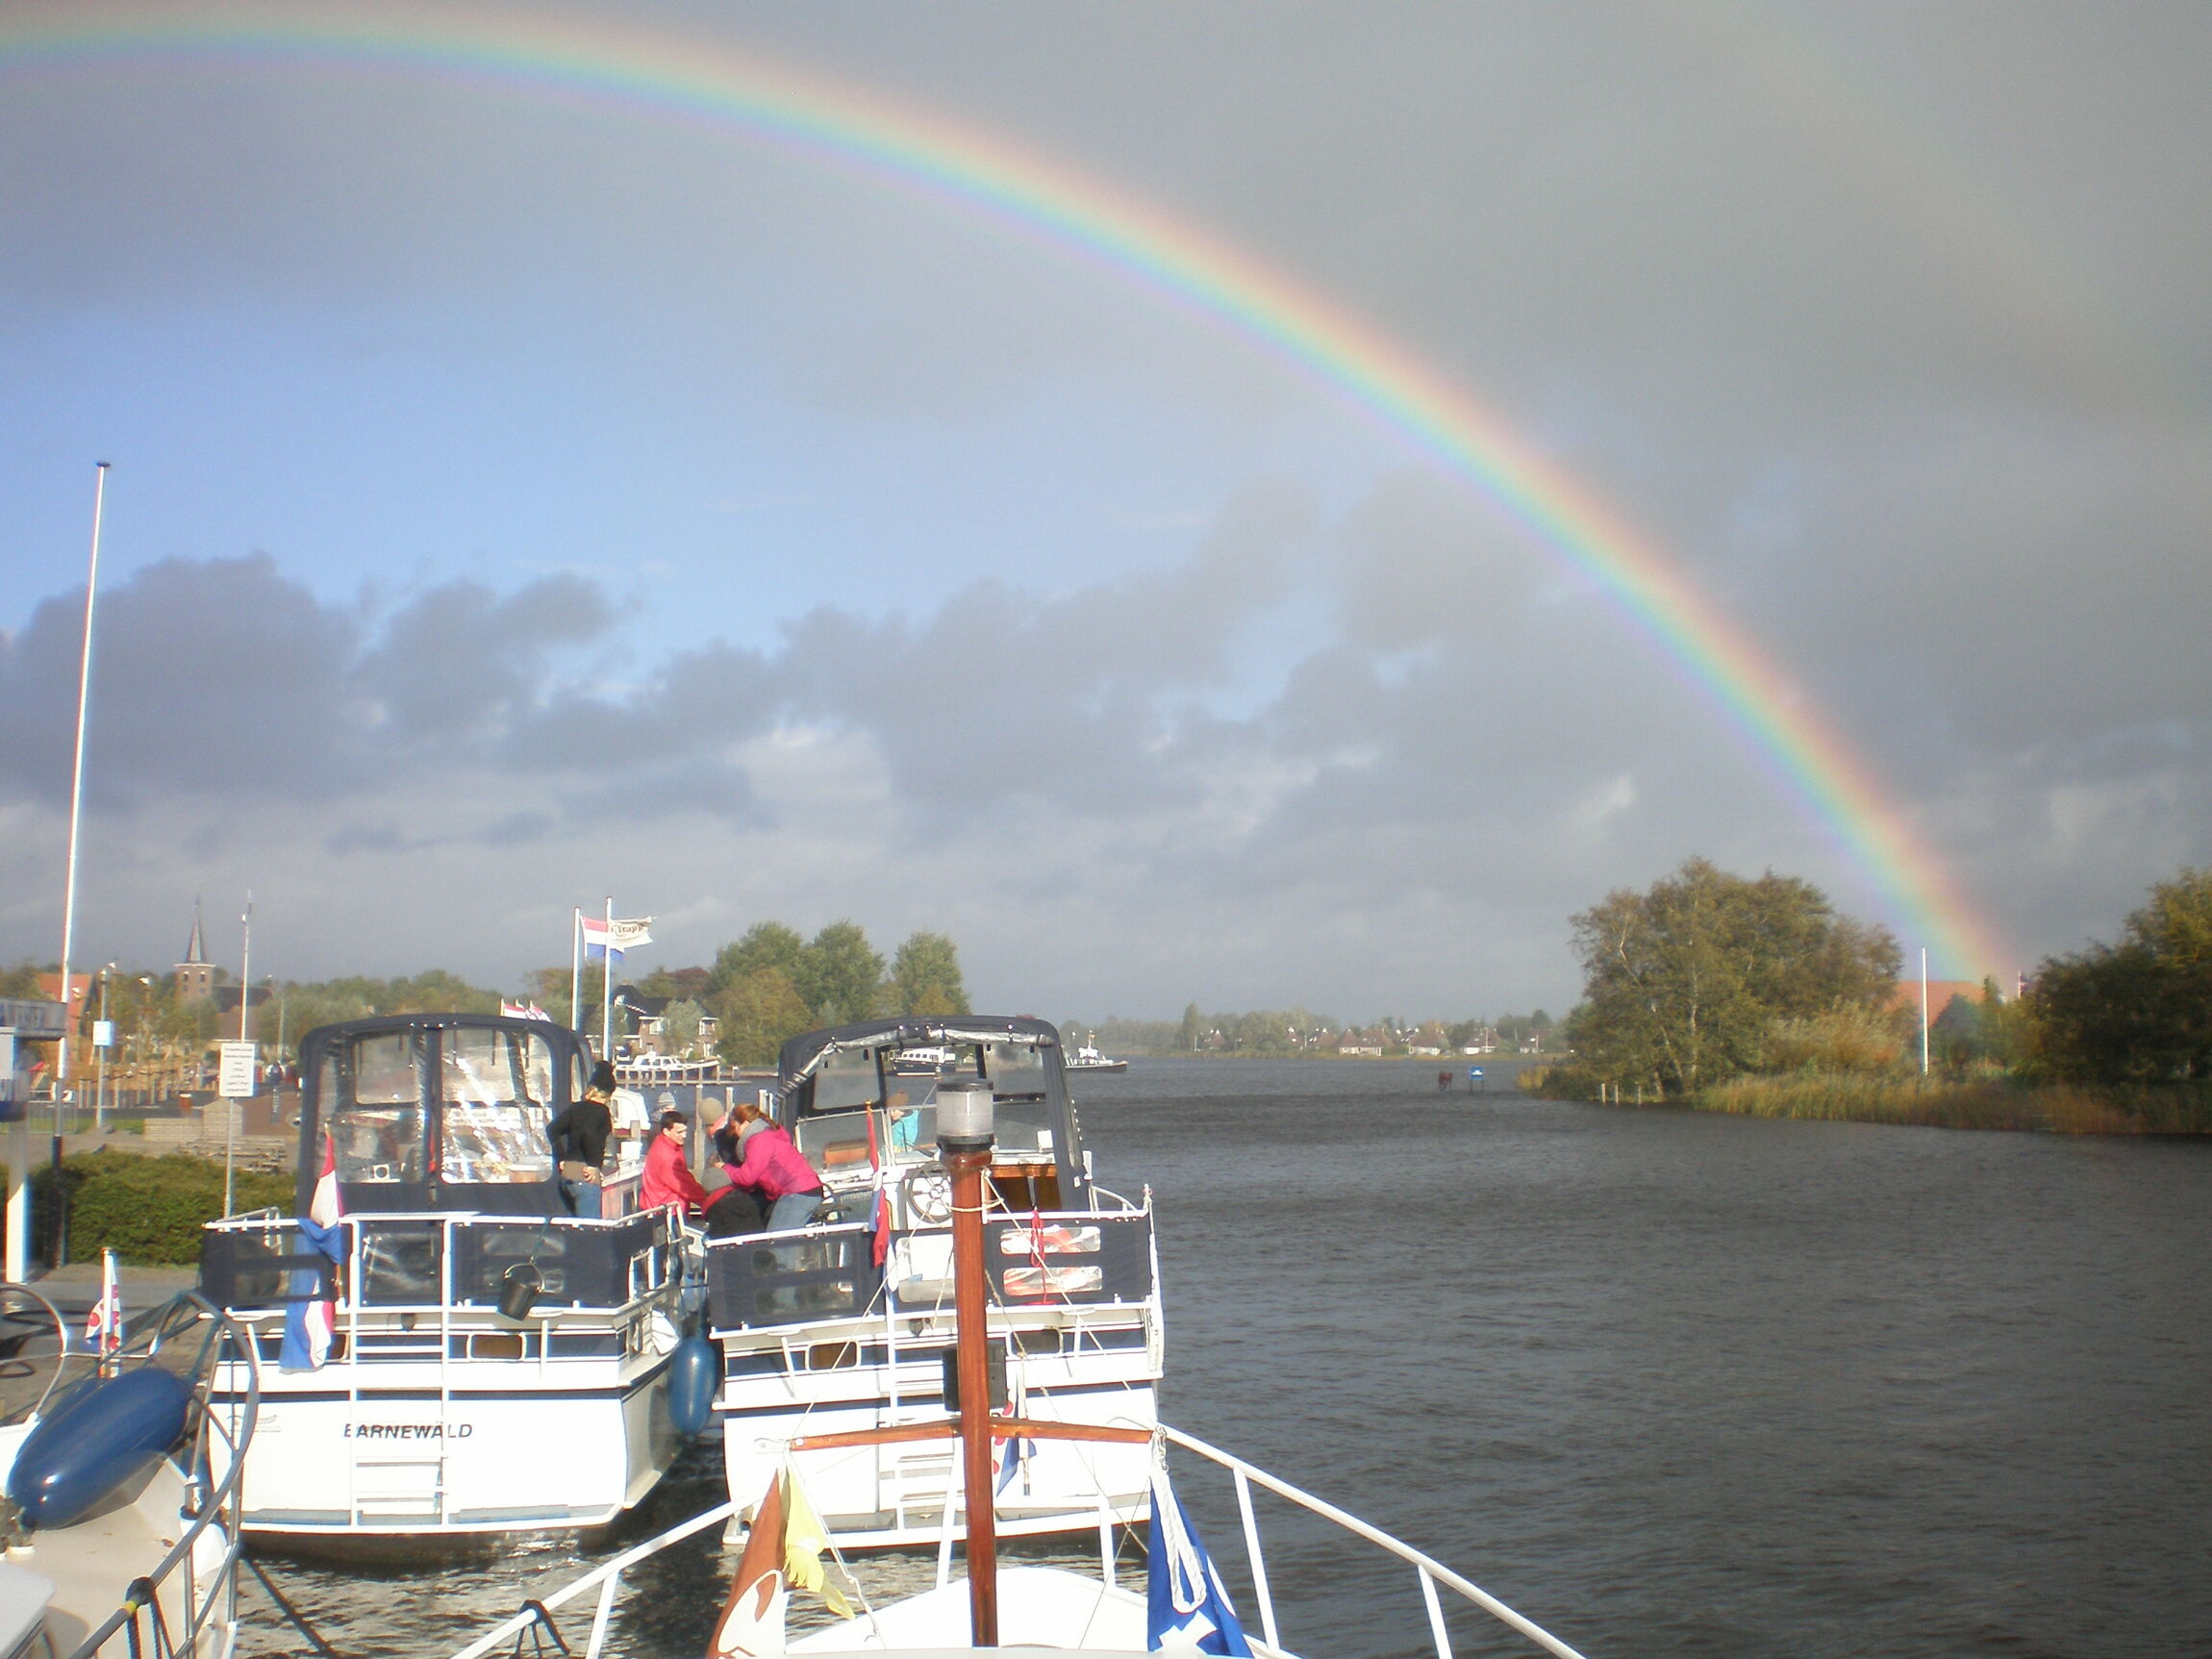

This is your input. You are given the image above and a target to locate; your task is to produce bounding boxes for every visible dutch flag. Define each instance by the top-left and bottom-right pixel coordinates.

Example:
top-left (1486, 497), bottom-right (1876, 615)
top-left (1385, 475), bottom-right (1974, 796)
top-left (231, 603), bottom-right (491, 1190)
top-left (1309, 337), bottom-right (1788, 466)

top-left (281, 1134), bottom-right (345, 1371)
top-left (83, 1249), bottom-right (123, 1355)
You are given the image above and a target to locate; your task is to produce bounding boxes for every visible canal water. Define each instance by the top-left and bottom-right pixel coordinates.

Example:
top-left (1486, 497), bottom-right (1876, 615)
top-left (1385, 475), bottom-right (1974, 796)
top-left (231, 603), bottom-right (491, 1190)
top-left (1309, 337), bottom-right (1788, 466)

top-left (239, 1059), bottom-right (2212, 1658)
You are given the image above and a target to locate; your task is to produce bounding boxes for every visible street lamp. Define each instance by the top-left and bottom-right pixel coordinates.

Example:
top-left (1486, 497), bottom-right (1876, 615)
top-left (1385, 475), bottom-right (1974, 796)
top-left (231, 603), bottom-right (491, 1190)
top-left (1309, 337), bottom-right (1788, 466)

top-left (94, 964), bottom-right (113, 1134)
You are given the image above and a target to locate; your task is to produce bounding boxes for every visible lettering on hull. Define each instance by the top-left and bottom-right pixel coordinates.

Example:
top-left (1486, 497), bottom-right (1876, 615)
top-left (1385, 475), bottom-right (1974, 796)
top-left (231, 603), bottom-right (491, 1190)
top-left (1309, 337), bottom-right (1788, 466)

top-left (343, 1422), bottom-right (472, 1439)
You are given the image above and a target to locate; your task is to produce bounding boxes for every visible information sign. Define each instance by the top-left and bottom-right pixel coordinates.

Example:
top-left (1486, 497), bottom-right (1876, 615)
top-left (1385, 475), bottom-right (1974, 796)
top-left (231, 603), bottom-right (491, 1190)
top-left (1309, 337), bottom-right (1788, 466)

top-left (1469, 1067), bottom-right (1485, 1079)
top-left (92, 1019), bottom-right (114, 1049)
top-left (219, 1041), bottom-right (259, 1099)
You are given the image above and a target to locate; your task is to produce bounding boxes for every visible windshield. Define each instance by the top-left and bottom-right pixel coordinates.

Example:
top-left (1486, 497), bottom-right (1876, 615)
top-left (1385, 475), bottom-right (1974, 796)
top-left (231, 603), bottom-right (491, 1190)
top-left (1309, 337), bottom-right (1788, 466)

top-left (440, 1027), bottom-right (556, 1185)
top-left (325, 1031), bottom-right (426, 1186)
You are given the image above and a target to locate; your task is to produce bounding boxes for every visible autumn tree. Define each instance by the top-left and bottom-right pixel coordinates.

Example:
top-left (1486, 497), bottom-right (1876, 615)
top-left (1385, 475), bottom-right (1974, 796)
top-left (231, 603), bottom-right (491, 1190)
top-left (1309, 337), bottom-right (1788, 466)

top-left (887, 933), bottom-right (968, 1017)
top-left (709, 923), bottom-right (806, 998)
top-left (715, 968), bottom-right (815, 1069)
top-left (1563, 858), bottom-right (1900, 1095)
top-left (2024, 867), bottom-right (2212, 1083)
top-left (794, 921), bottom-right (884, 1025)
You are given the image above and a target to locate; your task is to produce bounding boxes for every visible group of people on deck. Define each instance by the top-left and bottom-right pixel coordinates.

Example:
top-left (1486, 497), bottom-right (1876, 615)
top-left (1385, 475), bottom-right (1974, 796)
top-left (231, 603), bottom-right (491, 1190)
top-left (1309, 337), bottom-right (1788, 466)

top-left (547, 1060), bottom-right (825, 1231)
top-left (642, 1094), bottom-right (824, 1233)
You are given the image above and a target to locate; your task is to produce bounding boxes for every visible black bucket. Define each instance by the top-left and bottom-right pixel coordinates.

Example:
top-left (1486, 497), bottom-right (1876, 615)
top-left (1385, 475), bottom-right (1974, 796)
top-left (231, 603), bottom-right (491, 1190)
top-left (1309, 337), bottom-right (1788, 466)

top-left (497, 1262), bottom-right (543, 1321)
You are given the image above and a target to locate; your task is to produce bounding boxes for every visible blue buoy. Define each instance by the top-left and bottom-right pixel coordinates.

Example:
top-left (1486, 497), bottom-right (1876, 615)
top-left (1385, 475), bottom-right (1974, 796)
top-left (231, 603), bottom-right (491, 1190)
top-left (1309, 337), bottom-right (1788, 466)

top-left (666, 1334), bottom-right (717, 1437)
top-left (8, 1367), bottom-right (193, 1530)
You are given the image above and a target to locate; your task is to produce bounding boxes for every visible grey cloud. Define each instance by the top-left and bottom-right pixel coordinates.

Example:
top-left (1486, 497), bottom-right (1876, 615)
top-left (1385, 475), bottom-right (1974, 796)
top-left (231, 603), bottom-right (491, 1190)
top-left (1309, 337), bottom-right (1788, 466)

top-left (356, 572), bottom-right (617, 740)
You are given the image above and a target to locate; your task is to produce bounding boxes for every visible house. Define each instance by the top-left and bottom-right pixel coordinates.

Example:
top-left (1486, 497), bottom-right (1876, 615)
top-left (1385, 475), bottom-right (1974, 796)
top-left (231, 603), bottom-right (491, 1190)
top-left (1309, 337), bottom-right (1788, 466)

top-left (612, 985), bottom-right (719, 1057)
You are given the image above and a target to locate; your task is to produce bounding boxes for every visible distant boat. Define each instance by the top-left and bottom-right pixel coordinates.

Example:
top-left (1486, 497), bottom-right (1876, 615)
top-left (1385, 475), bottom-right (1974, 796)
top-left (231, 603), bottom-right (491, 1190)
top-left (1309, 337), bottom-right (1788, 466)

top-left (1064, 1034), bottom-right (1126, 1073)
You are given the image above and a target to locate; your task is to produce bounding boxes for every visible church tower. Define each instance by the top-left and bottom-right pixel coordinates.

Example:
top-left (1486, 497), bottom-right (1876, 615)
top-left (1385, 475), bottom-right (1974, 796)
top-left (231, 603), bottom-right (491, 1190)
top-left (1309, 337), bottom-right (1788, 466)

top-left (175, 897), bottom-right (214, 1003)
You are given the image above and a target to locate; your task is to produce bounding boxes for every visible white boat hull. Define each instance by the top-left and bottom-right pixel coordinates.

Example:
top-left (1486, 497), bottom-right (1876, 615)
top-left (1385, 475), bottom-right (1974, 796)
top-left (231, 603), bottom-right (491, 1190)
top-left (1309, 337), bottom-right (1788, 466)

top-left (211, 1354), bottom-right (677, 1540)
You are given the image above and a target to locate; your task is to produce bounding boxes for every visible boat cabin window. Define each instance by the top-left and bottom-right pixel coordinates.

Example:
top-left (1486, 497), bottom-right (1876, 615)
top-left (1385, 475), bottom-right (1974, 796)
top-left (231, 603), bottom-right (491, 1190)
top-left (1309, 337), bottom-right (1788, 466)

top-left (982, 1043), bottom-right (1054, 1156)
top-left (325, 1032), bottom-right (426, 1186)
top-left (440, 1028), bottom-right (557, 1185)
top-left (793, 1049), bottom-right (884, 1174)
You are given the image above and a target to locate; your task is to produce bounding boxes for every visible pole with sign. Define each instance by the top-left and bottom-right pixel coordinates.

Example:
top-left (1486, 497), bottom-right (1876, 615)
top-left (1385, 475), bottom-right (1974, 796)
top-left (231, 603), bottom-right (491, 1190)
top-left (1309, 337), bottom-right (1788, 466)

top-left (1469, 1066), bottom-right (1486, 1093)
top-left (218, 1040), bottom-right (256, 1218)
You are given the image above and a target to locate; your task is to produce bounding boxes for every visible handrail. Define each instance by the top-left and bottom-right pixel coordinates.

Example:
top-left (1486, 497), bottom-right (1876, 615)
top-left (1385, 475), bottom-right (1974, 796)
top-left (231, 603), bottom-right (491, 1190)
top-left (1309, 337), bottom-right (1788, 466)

top-left (66, 1293), bottom-right (260, 1659)
top-left (1159, 1425), bottom-right (1590, 1659)
top-left (447, 1419), bottom-right (1589, 1659)
top-left (446, 1496), bottom-right (741, 1659)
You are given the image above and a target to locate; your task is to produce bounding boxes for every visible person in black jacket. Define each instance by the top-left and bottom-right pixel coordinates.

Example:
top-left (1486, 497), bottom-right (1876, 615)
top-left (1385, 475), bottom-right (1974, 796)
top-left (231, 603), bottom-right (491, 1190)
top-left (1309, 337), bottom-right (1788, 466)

top-left (547, 1060), bottom-right (616, 1191)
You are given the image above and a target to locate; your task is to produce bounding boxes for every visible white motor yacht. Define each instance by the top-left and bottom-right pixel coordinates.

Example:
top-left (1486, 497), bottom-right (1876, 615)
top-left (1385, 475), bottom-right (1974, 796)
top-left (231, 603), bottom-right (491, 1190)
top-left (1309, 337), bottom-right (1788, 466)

top-left (708, 1018), bottom-right (1162, 1549)
top-left (196, 1013), bottom-right (697, 1548)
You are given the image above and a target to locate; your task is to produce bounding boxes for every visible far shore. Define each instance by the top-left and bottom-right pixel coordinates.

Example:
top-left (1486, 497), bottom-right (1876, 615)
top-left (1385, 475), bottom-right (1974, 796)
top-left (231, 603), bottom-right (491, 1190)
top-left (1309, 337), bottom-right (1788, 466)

top-left (1527, 1068), bottom-right (2212, 1135)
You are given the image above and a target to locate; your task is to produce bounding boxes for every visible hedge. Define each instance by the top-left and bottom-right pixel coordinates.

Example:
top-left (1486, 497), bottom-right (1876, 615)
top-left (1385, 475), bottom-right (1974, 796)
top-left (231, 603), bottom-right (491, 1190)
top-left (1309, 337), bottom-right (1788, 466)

top-left (31, 1151), bottom-right (296, 1266)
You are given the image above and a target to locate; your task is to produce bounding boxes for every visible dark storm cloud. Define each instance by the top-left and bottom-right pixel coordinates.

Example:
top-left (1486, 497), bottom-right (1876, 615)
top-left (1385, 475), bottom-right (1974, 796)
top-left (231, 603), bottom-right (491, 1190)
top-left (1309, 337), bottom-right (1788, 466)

top-left (356, 572), bottom-right (616, 740)
top-left (0, 552), bottom-right (360, 804)
top-left (0, 556), bottom-right (636, 812)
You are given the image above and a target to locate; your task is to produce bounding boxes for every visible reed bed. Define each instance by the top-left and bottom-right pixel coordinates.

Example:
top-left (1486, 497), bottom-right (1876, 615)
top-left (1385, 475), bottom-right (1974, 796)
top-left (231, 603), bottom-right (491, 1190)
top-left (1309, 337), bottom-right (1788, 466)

top-left (1690, 1074), bottom-right (2212, 1135)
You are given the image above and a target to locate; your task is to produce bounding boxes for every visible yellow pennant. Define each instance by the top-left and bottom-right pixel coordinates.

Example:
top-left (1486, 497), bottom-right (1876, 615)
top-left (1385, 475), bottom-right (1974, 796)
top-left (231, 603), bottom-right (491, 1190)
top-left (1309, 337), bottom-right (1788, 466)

top-left (780, 1470), bottom-right (853, 1618)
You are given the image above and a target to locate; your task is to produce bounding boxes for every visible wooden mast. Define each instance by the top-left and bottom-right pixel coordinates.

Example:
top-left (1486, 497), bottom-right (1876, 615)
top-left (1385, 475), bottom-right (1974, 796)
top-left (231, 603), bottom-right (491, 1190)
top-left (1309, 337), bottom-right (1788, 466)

top-left (947, 1130), bottom-right (999, 1646)
top-left (781, 1077), bottom-right (1150, 1646)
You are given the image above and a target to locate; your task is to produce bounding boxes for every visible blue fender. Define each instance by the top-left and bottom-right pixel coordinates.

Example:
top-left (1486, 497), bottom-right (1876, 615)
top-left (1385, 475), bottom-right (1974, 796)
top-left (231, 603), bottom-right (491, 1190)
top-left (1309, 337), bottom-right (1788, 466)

top-left (8, 1368), bottom-right (193, 1530)
top-left (666, 1334), bottom-right (717, 1438)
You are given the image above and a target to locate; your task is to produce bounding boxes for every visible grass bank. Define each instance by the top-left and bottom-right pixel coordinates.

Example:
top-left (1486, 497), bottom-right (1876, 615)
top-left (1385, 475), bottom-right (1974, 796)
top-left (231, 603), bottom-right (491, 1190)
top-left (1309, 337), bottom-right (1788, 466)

top-left (1527, 1068), bottom-right (2212, 1134)
top-left (1694, 1075), bottom-right (2212, 1134)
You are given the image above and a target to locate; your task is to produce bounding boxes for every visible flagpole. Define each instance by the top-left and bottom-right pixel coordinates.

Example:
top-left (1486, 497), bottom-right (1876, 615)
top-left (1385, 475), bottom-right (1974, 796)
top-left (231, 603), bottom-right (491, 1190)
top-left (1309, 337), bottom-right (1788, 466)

top-left (570, 907), bottom-right (583, 1031)
top-left (601, 896), bottom-right (614, 1059)
top-left (51, 461), bottom-right (110, 1269)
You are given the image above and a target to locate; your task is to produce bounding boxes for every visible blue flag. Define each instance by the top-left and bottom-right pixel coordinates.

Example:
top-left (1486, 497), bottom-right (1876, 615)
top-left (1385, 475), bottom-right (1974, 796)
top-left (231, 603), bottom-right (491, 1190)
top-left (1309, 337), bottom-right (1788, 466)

top-left (1146, 1470), bottom-right (1252, 1655)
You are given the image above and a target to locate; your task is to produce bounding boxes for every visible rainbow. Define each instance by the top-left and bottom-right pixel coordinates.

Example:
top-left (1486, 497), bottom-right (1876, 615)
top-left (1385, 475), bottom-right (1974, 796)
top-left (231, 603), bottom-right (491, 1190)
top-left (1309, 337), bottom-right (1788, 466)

top-left (0, 5), bottom-right (2007, 974)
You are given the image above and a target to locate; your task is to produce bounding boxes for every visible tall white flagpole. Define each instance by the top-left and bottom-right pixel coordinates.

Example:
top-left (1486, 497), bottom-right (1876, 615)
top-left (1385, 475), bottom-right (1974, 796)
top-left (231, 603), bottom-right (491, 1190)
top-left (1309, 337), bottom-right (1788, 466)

top-left (600, 896), bottom-right (615, 1058)
top-left (569, 907), bottom-right (583, 1031)
top-left (1920, 947), bottom-right (1930, 1076)
top-left (47, 461), bottom-right (110, 1269)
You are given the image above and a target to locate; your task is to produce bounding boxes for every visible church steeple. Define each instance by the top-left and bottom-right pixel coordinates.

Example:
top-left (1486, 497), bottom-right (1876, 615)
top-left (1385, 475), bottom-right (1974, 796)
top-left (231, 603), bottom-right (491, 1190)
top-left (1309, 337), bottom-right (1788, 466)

top-left (175, 895), bottom-right (214, 1003)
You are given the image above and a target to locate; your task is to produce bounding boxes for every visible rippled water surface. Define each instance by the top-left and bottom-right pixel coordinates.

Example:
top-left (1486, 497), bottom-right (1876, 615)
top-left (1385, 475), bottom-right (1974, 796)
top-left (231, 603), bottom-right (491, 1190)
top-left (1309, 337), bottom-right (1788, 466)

top-left (240, 1060), bottom-right (2212, 1658)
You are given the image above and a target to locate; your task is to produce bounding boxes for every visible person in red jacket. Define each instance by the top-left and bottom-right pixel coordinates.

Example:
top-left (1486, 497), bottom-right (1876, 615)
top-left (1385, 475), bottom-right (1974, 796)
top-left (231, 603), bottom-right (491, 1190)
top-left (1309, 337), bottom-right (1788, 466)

top-left (641, 1110), bottom-right (712, 1218)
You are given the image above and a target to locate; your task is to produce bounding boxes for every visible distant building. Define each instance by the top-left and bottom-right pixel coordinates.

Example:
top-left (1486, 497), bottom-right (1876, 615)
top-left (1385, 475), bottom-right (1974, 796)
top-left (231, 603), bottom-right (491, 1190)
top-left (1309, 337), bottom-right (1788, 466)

top-left (612, 984), bottom-right (718, 1056)
top-left (175, 901), bottom-right (214, 1004)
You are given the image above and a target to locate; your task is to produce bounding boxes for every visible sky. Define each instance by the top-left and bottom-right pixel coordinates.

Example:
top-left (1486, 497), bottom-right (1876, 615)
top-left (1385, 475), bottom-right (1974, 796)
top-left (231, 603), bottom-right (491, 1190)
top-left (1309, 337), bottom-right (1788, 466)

top-left (2, 1), bottom-right (2207, 1022)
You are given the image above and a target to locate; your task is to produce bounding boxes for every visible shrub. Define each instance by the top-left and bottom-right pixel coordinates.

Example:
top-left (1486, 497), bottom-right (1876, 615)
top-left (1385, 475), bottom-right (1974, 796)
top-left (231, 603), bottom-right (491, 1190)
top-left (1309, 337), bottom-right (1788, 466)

top-left (31, 1151), bottom-right (295, 1266)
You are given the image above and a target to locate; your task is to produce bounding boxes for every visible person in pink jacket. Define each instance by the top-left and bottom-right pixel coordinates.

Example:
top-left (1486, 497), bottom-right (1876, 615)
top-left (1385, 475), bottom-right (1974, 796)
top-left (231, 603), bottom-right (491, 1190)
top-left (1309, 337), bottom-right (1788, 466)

top-left (641, 1110), bottom-right (712, 1218)
top-left (723, 1102), bottom-right (825, 1231)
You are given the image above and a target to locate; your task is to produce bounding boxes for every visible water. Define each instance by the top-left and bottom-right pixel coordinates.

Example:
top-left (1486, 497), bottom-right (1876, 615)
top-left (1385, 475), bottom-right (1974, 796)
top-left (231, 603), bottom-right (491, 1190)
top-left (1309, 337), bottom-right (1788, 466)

top-left (240, 1060), bottom-right (2212, 1658)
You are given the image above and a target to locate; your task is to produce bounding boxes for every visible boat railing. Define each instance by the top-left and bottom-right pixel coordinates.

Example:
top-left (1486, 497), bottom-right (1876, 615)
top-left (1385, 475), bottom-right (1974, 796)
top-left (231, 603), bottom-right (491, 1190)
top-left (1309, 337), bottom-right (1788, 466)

top-left (447, 1494), bottom-right (742, 1659)
top-left (203, 1208), bottom-right (683, 1323)
top-left (443, 1418), bottom-right (1588, 1659)
top-left (706, 1204), bottom-right (1158, 1337)
top-left (66, 1292), bottom-right (261, 1659)
top-left (1159, 1424), bottom-right (1590, 1659)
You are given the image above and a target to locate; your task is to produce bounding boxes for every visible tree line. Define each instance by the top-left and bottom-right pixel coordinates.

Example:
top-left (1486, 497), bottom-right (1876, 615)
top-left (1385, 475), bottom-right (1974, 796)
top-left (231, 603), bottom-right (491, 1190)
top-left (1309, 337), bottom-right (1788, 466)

top-left (1541, 857), bottom-right (2212, 1102)
top-left (1061, 1006), bottom-right (1555, 1058)
top-left (521, 919), bottom-right (969, 1067)
top-left (4, 920), bottom-right (967, 1078)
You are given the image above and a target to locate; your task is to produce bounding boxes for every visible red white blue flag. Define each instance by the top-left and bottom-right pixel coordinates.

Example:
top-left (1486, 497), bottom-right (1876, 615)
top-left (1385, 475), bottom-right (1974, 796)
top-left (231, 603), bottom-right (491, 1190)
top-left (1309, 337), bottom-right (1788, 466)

top-left (580, 916), bottom-right (654, 961)
top-left (83, 1248), bottom-right (123, 1355)
top-left (282, 1133), bottom-right (345, 1370)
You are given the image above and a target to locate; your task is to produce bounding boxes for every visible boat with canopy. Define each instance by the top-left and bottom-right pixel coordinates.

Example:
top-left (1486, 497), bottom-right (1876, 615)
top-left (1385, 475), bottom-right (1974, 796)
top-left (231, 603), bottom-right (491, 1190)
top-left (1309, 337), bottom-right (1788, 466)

top-left (196, 1012), bottom-right (696, 1546)
top-left (708, 1018), bottom-right (1162, 1549)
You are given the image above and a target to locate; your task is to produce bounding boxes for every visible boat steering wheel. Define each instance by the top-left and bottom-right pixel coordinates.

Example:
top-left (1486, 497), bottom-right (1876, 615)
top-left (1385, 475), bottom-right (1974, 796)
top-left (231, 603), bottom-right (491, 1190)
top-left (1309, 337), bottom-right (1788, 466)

top-left (903, 1168), bottom-right (953, 1225)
